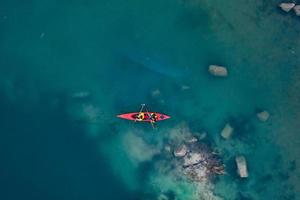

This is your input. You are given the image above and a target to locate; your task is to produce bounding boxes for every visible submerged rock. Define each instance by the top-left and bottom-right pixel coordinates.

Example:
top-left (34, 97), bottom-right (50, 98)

top-left (198, 131), bottom-right (207, 140)
top-left (151, 89), bottom-right (161, 97)
top-left (279, 3), bottom-right (295, 12)
top-left (257, 110), bottom-right (270, 122)
top-left (174, 145), bottom-right (187, 157)
top-left (82, 104), bottom-right (100, 122)
top-left (181, 85), bottom-right (190, 90)
top-left (72, 91), bottom-right (90, 99)
top-left (236, 156), bottom-right (248, 178)
top-left (208, 65), bottom-right (228, 77)
top-left (157, 194), bottom-right (168, 200)
top-left (164, 145), bottom-right (171, 153)
top-left (221, 123), bottom-right (234, 139)
top-left (186, 136), bottom-right (198, 143)
top-left (293, 5), bottom-right (300, 16)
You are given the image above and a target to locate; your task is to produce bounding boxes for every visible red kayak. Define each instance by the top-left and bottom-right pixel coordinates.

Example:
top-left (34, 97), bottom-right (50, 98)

top-left (117, 112), bottom-right (170, 122)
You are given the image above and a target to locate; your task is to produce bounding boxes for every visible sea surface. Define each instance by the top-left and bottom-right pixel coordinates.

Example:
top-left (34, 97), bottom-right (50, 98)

top-left (0, 0), bottom-right (300, 199)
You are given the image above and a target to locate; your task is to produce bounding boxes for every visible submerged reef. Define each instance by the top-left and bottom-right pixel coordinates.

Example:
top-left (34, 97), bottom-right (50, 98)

top-left (147, 123), bottom-right (226, 200)
top-left (174, 140), bottom-right (225, 182)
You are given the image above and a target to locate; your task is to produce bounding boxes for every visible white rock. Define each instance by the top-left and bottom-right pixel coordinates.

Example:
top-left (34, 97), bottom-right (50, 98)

top-left (184, 152), bottom-right (204, 167)
top-left (208, 65), bottom-right (228, 77)
top-left (174, 145), bottom-right (187, 157)
top-left (293, 5), bottom-right (300, 16)
top-left (257, 110), bottom-right (270, 122)
top-left (221, 123), bottom-right (234, 139)
top-left (279, 3), bottom-right (295, 12)
top-left (235, 156), bottom-right (248, 178)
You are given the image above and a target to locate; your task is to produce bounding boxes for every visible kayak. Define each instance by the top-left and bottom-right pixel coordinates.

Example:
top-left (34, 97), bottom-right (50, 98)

top-left (117, 112), bottom-right (171, 122)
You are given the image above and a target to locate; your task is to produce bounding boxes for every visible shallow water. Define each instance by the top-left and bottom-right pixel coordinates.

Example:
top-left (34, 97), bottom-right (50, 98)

top-left (0, 0), bottom-right (300, 199)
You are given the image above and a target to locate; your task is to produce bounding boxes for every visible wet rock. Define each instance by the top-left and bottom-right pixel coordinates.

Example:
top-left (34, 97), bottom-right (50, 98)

top-left (279, 3), bottom-right (295, 12)
top-left (174, 145), bottom-right (187, 157)
top-left (208, 65), bottom-right (228, 77)
top-left (293, 5), bottom-right (300, 16)
top-left (257, 110), bottom-right (270, 122)
top-left (236, 156), bottom-right (248, 178)
top-left (221, 123), bottom-right (234, 139)
top-left (173, 142), bottom-right (225, 182)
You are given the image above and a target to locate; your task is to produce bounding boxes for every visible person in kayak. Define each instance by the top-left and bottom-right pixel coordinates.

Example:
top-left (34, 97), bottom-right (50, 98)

top-left (149, 113), bottom-right (158, 123)
top-left (136, 112), bottom-right (145, 121)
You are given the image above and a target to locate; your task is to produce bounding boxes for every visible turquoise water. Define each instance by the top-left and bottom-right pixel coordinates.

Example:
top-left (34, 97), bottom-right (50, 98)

top-left (0, 0), bottom-right (300, 199)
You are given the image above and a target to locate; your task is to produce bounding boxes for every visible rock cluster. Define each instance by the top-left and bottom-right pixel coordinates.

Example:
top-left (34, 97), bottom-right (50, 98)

top-left (173, 140), bottom-right (225, 182)
top-left (279, 3), bottom-right (295, 12)
top-left (279, 2), bottom-right (300, 16)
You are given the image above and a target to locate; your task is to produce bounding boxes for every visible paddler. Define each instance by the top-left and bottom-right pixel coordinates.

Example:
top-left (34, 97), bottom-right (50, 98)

top-left (136, 112), bottom-right (145, 121)
top-left (149, 113), bottom-right (158, 123)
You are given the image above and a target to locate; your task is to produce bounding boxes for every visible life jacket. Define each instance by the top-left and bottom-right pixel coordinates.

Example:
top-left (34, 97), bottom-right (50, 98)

top-left (137, 112), bottom-right (145, 121)
top-left (150, 113), bottom-right (157, 121)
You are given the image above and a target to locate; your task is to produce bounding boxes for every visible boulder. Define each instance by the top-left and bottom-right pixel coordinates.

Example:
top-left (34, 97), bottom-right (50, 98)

top-left (221, 123), bottom-right (234, 139)
top-left (257, 110), bottom-right (270, 122)
top-left (208, 65), bottom-right (228, 77)
top-left (294, 5), bottom-right (300, 16)
top-left (279, 3), bottom-right (295, 12)
top-left (174, 145), bottom-right (187, 157)
top-left (235, 156), bottom-right (248, 178)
